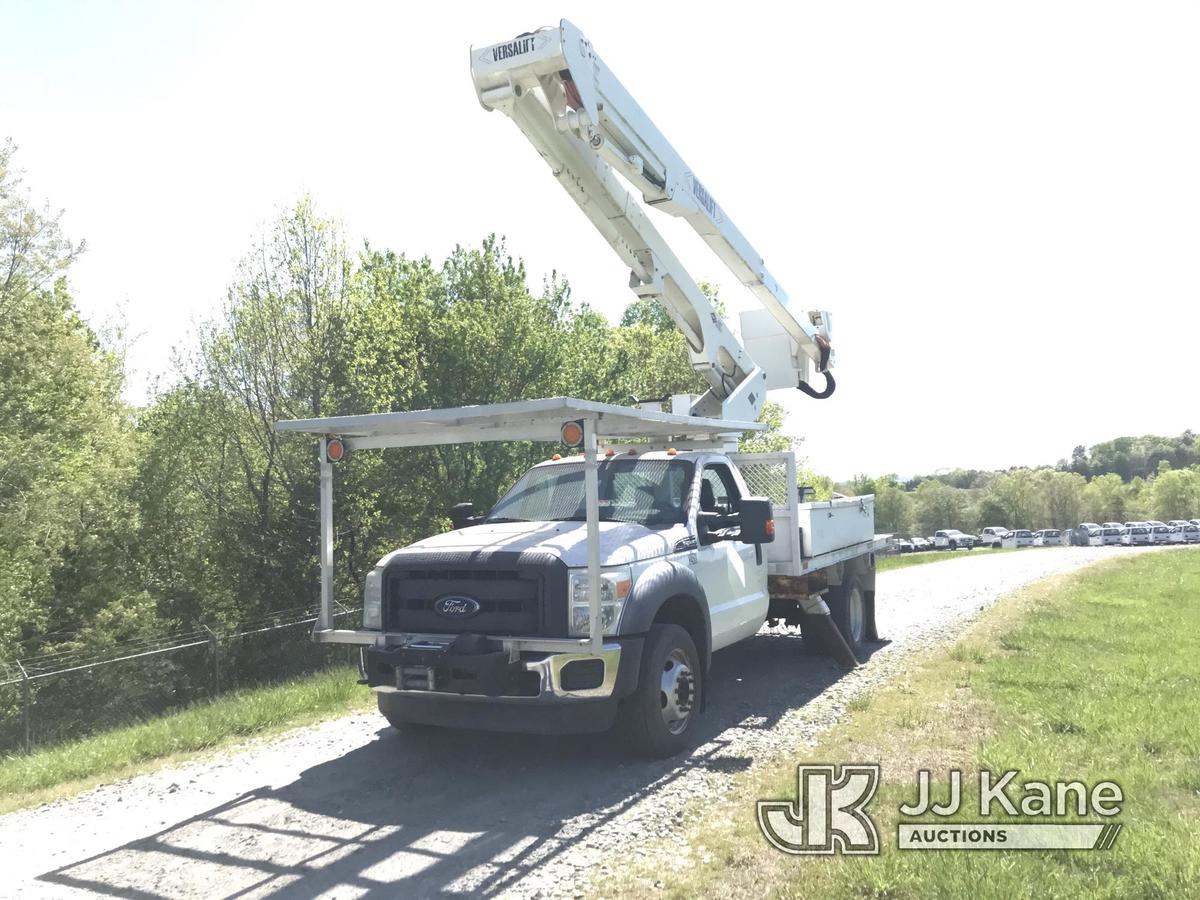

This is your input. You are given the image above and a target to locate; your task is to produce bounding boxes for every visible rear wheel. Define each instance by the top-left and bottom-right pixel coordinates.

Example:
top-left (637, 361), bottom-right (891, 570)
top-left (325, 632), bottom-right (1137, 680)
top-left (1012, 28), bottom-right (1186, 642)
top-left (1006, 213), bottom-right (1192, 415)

top-left (827, 575), bottom-right (871, 652)
top-left (619, 624), bottom-right (701, 759)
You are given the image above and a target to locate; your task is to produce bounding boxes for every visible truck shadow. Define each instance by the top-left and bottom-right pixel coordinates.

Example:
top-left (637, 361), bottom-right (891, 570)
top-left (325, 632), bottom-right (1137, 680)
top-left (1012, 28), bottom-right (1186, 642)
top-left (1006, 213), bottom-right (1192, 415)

top-left (38, 633), bottom-right (886, 899)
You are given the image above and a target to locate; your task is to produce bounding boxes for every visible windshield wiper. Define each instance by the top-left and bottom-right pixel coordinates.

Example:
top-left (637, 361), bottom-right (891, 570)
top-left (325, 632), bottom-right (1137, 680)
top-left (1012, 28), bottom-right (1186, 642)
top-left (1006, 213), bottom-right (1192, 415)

top-left (485, 516), bottom-right (531, 524)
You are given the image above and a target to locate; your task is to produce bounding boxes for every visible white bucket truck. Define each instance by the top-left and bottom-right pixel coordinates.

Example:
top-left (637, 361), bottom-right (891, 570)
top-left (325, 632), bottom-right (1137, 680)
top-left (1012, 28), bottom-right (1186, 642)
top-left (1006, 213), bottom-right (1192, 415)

top-left (276, 22), bottom-right (885, 756)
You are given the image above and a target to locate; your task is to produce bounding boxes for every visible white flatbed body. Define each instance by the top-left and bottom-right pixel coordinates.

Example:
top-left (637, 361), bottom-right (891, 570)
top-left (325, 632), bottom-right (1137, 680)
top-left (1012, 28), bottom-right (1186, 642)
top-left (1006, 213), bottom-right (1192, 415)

top-left (799, 537), bottom-right (890, 576)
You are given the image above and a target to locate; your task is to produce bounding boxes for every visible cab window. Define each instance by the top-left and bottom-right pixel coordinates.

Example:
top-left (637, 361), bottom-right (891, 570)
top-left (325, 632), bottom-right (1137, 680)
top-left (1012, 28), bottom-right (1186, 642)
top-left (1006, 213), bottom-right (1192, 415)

top-left (698, 464), bottom-right (741, 515)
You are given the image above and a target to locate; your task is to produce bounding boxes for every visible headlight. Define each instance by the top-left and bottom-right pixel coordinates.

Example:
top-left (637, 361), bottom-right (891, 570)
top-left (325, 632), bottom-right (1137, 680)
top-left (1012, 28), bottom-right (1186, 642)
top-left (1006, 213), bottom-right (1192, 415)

top-left (568, 567), bottom-right (632, 637)
top-left (363, 568), bottom-right (383, 629)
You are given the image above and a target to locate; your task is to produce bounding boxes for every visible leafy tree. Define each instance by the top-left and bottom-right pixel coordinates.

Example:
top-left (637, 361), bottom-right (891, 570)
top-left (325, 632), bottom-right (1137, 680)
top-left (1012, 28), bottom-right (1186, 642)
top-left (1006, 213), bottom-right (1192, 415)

top-left (911, 479), bottom-right (965, 535)
top-left (982, 469), bottom-right (1043, 529)
top-left (1083, 473), bottom-right (1128, 523)
top-left (1040, 470), bottom-right (1086, 528)
top-left (872, 478), bottom-right (912, 535)
top-left (739, 400), bottom-right (793, 453)
top-left (0, 141), bottom-right (146, 686)
top-left (1150, 468), bottom-right (1196, 521)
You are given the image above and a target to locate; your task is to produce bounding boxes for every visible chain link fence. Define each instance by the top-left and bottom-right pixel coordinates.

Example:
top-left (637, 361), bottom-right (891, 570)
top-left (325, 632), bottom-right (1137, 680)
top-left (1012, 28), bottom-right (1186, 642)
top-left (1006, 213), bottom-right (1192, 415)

top-left (0, 605), bottom-right (359, 754)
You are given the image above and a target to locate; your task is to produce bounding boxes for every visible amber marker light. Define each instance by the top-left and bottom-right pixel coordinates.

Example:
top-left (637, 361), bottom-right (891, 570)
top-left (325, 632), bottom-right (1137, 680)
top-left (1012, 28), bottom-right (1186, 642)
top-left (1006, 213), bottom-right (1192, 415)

top-left (560, 420), bottom-right (584, 447)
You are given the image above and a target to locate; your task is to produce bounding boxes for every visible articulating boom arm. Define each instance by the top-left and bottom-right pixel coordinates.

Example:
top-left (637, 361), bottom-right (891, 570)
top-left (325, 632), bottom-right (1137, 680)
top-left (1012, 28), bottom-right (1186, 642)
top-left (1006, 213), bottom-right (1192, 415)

top-left (470, 21), bottom-right (835, 422)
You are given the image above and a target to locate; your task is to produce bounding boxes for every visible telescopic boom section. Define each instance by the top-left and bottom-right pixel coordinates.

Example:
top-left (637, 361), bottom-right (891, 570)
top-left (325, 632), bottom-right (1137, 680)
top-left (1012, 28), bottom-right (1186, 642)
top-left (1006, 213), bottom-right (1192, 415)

top-left (470, 20), bottom-right (835, 422)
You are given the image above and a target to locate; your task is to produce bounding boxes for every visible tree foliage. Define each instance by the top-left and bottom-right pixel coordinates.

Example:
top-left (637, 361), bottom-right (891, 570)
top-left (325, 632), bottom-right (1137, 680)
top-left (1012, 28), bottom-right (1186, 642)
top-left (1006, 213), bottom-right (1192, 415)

top-left (0, 143), bottom-right (143, 673)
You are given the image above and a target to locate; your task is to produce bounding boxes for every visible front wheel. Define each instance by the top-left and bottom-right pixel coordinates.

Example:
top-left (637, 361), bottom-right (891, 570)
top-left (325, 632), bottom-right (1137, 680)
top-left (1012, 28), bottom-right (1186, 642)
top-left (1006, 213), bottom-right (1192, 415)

top-left (619, 624), bottom-right (701, 759)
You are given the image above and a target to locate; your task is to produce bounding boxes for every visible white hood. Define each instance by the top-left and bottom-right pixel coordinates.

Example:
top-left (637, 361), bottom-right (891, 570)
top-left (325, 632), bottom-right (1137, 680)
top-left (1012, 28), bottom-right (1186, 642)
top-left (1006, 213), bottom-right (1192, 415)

top-left (379, 520), bottom-right (687, 569)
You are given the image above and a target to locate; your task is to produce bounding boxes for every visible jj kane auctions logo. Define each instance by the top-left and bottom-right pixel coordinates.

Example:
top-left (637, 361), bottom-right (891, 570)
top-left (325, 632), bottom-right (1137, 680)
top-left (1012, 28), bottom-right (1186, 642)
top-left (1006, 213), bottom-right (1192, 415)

top-left (758, 765), bottom-right (1123, 854)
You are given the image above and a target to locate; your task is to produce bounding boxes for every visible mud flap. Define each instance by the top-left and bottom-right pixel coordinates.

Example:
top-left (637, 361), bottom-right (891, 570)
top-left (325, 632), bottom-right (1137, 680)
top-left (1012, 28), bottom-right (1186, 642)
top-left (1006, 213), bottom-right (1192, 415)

top-left (864, 591), bottom-right (880, 642)
top-left (800, 594), bottom-right (859, 670)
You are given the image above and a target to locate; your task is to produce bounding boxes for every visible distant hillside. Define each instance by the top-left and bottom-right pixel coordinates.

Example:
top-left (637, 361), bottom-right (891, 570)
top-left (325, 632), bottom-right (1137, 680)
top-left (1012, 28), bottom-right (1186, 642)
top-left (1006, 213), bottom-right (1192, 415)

top-left (891, 432), bottom-right (1198, 492)
top-left (841, 431), bottom-right (1199, 537)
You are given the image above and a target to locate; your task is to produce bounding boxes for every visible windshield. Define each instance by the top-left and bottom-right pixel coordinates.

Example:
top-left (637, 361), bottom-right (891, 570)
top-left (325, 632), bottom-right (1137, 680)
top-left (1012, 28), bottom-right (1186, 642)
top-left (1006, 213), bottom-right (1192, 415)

top-left (487, 458), bottom-right (695, 528)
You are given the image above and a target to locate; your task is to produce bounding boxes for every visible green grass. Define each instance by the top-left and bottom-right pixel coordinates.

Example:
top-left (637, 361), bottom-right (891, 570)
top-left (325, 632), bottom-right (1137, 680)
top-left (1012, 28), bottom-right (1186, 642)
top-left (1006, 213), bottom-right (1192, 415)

top-left (0, 666), bottom-right (374, 812)
top-left (617, 549), bottom-right (1200, 898)
top-left (876, 546), bottom-right (1028, 572)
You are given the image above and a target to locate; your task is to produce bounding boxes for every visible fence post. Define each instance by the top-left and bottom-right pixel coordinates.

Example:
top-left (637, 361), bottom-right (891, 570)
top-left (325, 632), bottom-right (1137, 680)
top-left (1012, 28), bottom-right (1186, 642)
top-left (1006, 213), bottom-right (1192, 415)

top-left (16, 660), bottom-right (31, 754)
top-left (203, 625), bottom-right (221, 697)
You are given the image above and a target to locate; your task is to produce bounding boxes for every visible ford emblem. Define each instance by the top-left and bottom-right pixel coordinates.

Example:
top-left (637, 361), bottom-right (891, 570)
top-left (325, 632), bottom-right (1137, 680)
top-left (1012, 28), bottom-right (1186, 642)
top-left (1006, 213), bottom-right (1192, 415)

top-left (434, 595), bottom-right (481, 618)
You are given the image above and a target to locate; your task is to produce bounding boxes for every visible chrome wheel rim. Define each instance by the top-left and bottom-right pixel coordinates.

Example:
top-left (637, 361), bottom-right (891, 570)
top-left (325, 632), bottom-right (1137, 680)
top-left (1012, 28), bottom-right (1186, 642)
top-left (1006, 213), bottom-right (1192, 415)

top-left (847, 587), bottom-right (865, 644)
top-left (659, 649), bottom-right (696, 734)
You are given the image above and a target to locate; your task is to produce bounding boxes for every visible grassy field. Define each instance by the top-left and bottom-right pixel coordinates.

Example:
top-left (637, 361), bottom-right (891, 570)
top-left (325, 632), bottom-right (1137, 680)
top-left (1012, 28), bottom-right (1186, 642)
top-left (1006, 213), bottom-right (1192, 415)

top-left (876, 546), bottom-right (1027, 572)
top-left (0, 666), bottom-right (373, 814)
top-left (617, 549), bottom-right (1200, 898)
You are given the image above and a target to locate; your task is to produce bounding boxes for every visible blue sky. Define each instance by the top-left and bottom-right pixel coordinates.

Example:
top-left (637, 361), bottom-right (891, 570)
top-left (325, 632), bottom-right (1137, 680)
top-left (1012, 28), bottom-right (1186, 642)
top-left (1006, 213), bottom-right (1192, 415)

top-left (3, 1), bottom-right (1198, 479)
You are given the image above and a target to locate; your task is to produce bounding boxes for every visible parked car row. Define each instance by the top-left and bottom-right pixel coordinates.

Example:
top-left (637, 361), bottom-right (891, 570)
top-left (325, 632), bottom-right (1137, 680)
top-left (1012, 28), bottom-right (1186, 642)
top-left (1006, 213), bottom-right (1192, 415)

top-left (888, 530), bottom-right (981, 552)
top-left (887, 519), bottom-right (1200, 556)
top-left (1070, 519), bottom-right (1200, 546)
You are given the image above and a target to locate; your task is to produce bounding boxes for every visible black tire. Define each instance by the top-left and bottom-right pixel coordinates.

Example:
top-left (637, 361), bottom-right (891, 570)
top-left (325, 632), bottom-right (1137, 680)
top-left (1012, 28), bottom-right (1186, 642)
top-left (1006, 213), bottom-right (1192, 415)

top-left (376, 692), bottom-right (439, 733)
top-left (619, 624), bottom-right (701, 759)
top-left (826, 574), bottom-right (870, 652)
top-left (949, 540), bottom-right (958, 550)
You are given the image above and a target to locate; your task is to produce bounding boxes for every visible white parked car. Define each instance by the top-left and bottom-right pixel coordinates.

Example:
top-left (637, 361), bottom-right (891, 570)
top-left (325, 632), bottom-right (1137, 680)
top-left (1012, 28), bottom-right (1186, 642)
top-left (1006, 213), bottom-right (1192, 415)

top-left (1033, 529), bottom-right (1062, 546)
top-left (1150, 525), bottom-right (1172, 544)
top-left (1101, 521), bottom-right (1124, 530)
top-left (1184, 524), bottom-right (1200, 544)
top-left (979, 526), bottom-right (1009, 548)
top-left (1002, 529), bottom-right (1035, 548)
top-left (934, 529), bottom-right (974, 550)
top-left (1100, 527), bottom-right (1124, 546)
top-left (1168, 526), bottom-right (1187, 544)
top-left (1086, 527), bottom-right (1105, 546)
top-left (1122, 526), bottom-right (1152, 546)
top-left (911, 537), bottom-right (933, 552)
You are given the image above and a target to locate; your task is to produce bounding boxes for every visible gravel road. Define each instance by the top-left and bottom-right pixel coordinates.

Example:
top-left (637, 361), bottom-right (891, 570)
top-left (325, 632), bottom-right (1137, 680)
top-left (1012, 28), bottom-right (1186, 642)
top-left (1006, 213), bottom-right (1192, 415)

top-left (1, 547), bottom-right (1155, 898)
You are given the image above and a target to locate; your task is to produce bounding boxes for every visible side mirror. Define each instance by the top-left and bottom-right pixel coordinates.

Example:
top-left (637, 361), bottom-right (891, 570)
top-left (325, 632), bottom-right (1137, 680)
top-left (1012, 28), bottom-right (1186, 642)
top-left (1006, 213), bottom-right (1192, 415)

top-left (449, 502), bottom-right (476, 529)
top-left (738, 497), bottom-right (775, 545)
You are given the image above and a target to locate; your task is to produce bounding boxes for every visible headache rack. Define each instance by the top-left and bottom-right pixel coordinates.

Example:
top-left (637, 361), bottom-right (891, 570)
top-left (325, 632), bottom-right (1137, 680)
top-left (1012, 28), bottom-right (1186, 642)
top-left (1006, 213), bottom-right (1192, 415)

top-left (274, 396), bottom-right (762, 656)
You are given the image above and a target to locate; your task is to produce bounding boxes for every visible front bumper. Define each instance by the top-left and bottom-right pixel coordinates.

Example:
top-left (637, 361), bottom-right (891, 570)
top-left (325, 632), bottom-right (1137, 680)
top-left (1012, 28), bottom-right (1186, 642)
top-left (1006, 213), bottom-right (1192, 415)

top-left (362, 633), bottom-right (643, 733)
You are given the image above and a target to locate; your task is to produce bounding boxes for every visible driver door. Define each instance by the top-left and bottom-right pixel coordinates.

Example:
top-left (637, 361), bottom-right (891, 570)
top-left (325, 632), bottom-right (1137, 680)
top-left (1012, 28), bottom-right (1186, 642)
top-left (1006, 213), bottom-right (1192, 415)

top-left (693, 462), bottom-right (768, 650)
